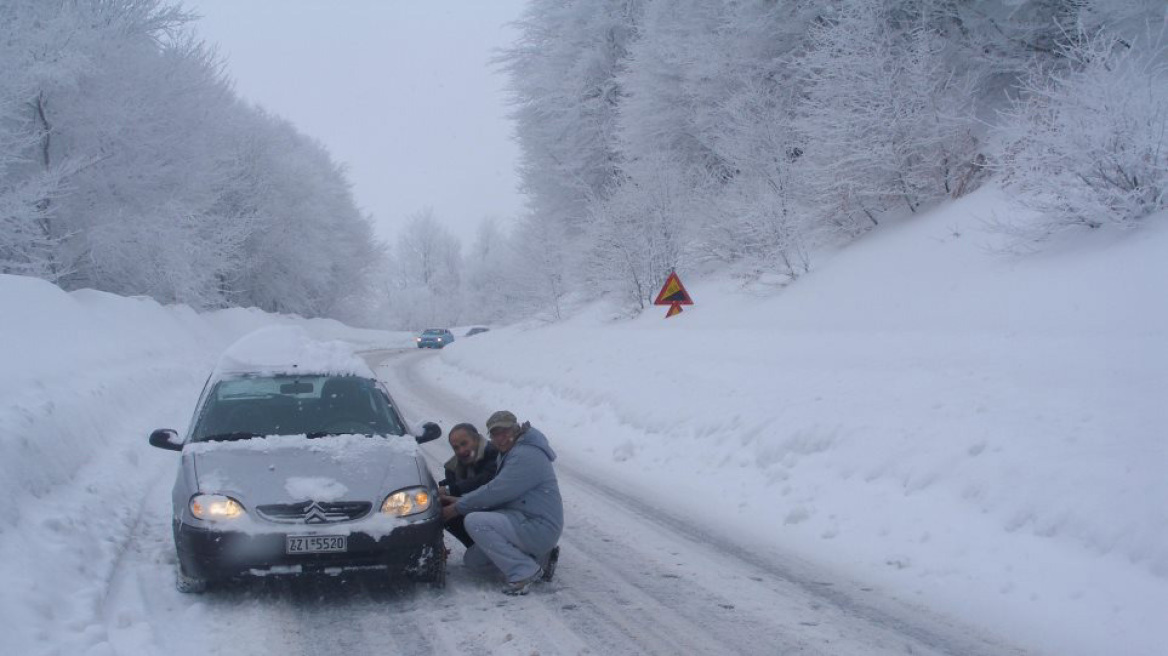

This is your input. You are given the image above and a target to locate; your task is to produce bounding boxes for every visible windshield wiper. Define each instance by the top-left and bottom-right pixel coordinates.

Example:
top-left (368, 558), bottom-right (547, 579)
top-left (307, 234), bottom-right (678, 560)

top-left (200, 431), bottom-right (263, 442)
top-left (307, 431), bottom-right (376, 438)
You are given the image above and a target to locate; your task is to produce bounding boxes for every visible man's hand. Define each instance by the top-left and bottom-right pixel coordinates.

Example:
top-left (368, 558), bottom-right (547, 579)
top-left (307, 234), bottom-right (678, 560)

top-left (438, 486), bottom-right (449, 496)
top-left (439, 493), bottom-right (458, 506)
top-left (441, 502), bottom-right (460, 522)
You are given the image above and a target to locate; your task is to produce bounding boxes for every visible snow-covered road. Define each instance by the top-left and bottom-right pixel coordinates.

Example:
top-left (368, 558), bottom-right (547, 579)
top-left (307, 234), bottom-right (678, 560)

top-left (82, 348), bottom-right (1025, 656)
top-left (382, 348), bottom-right (1019, 655)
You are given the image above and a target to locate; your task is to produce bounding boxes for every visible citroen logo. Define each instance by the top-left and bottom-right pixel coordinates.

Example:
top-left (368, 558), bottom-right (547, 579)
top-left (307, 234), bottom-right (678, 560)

top-left (304, 502), bottom-right (328, 524)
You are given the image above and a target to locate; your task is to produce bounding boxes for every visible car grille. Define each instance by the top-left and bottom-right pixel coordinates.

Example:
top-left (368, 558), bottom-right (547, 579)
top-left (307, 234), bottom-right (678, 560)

top-left (256, 501), bottom-right (372, 524)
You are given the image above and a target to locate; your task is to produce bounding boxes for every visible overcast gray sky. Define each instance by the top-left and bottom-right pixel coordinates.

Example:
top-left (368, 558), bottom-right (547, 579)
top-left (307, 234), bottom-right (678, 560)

top-left (182, 0), bottom-right (528, 247)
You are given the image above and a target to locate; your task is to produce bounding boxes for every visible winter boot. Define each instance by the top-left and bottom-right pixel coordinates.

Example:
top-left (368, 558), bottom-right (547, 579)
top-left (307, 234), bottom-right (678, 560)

top-left (502, 567), bottom-right (544, 596)
top-left (541, 546), bottom-right (560, 582)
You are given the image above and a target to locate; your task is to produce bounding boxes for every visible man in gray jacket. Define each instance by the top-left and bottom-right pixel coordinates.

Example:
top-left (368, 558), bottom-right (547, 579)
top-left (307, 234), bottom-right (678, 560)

top-left (440, 410), bottom-right (563, 595)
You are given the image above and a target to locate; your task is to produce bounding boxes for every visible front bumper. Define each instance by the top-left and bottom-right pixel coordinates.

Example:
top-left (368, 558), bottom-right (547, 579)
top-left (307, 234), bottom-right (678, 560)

top-left (175, 516), bottom-right (443, 580)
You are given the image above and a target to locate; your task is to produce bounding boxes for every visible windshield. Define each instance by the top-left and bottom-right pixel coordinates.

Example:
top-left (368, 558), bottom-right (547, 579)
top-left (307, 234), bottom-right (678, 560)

top-left (422, 330), bottom-right (446, 336)
top-left (191, 375), bottom-right (405, 442)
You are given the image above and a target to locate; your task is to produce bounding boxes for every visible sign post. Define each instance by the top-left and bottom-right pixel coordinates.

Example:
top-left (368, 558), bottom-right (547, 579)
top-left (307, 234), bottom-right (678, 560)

top-left (653, 270), bottom-right (693, 318)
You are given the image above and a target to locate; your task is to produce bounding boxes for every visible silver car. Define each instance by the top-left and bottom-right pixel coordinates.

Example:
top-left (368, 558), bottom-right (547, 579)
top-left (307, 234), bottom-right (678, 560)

top-left (149, 331), bottom-right (444, 592)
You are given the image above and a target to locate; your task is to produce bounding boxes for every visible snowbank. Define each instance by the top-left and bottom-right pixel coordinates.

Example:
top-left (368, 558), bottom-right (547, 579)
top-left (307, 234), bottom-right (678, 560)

top-left (211, 324), bottom-right (376, 378)
top-left (0, 279), bottom-right (401, 523)
top-left (419, 186), bottom-right (1168, 656)
top-left (0, 277), bottom-right (404, 655)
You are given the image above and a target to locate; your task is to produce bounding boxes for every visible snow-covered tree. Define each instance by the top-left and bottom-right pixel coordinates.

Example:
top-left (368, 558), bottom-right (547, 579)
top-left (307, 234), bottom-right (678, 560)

top-left (499, 0), bottom-right (642, 237)
top-left (508, 212), bottom-right (572, 320)
top-left (0, 0), bottom-right (193, 282)
top-left (61, 35), bottom-right (243, 306)
top-left (616, 0), bottom-right (811, 186)
top-left (581, 157), bottom-right (692, 310)
top-left (793, 0), bottom-right (982, 232)
top-left (1, 0), bottom-right (384, 318)
top-left (995, 24), bottom-right (1168, 240)
top-left (459, 217), bottom-right (514, 323)
top-left (696, 66), bottom-right (814, 281)
top-left (395, 208), bottom-right (462, 296)
top-left (387, 208), bottom-right (463, 326)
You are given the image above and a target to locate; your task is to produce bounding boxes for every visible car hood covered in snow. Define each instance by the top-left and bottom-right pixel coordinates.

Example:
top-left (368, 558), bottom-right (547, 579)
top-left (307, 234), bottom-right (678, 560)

top-left (187, 433), bottom-right (422, 507)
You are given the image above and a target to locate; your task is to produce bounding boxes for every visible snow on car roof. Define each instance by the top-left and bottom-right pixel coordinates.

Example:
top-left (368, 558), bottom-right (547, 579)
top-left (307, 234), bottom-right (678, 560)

top-left (211, 325), bottom-right (374, 379)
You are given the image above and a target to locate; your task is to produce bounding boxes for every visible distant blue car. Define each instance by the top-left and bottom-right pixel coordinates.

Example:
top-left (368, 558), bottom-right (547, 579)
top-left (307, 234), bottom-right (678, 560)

top-left (416, 329), bottom-right (454, 349)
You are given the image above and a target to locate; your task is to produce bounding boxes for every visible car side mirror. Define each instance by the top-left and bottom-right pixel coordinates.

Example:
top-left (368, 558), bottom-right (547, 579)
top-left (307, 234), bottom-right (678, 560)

top-left (149, 428), bottom-right (184, 451)
top-left (415, 422), bottom-right (442, 444)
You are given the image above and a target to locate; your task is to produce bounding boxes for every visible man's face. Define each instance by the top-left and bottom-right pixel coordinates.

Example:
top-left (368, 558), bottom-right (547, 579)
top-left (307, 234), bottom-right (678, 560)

top-left (449, 429), bottom-right (478, 464)
top-left (489, 425), bottom-right (518, 453)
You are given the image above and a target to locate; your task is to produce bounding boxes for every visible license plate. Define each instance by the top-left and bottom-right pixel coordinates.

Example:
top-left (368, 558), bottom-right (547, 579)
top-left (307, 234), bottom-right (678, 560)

top-left (286, 535), bottom-right (347, 554)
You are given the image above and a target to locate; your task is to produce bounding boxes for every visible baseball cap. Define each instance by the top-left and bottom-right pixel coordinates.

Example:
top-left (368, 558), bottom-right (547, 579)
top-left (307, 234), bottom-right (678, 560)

top-left (486, 410), bottom-right (519, 432)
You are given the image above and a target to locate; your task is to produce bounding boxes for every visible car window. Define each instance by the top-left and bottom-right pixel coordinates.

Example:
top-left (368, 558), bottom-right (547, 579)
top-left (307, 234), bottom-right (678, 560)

top-left (376, 383), bottom-right (408, 430)
top-left (191, 374), bottom-right (406, 441)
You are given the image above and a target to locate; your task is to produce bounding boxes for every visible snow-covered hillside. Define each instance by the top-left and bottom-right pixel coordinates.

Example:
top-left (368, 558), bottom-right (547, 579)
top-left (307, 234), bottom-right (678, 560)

top-left (421, 186), bottom-right (1168, 655)
top-left (1, 186), bottom-right (1163, 655)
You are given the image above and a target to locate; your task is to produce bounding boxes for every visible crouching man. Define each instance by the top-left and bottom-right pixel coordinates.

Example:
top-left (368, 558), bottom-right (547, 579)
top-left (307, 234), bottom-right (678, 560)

top-left (438, 423), bottom-right (499, 548)
top-left (441, 410), bottom-right (563, 595)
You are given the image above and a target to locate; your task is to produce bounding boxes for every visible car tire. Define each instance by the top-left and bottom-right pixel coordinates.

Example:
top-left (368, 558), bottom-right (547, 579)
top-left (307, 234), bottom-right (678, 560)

top-left (175, 562), bottom-right (209, 594)
top-left (407, 540), bottom-right (446, 589)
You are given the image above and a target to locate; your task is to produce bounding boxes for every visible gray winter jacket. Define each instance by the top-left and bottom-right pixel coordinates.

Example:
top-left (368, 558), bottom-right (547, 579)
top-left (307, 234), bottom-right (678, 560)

top-left (455, 426), bottom-right (563, 555)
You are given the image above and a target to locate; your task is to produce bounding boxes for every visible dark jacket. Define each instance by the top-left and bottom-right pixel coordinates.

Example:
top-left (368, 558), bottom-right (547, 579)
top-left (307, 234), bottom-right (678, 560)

top-left (439, 440), bottom-right (499, 497)
top-left (455, 426), bottom-right (563, 555)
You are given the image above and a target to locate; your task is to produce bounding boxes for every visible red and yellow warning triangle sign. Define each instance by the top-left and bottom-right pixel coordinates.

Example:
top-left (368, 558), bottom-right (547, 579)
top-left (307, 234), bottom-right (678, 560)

top-left (653, 271), bottom-right (693, 318)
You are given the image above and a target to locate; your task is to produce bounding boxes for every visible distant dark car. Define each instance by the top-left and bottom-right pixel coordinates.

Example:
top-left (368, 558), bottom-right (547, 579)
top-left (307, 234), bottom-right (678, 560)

top-left (148, 327), bottom-right (445, 593)
top-left (465, 327), bottom-right (489, 337)
top-left (416, 328), bottom-right (454, 349)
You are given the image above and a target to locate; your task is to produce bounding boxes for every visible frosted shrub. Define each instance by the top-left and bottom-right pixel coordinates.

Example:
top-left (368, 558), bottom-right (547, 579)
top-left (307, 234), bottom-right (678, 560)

top-left (793, 0), bottom-right (981, 230)
top-left (707, 174), bottom-right (811, 283)
top-left (582, 161), bottom-right (692, 311)
top-left (996, 28), bottom-right (1168, 241)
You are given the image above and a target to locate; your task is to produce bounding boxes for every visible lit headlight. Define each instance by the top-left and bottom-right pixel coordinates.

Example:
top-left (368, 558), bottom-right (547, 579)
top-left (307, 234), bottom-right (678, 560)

top-left (381, 488), bottom-right (432, 517)
top-left (190, 494), bottom-right (245, 520)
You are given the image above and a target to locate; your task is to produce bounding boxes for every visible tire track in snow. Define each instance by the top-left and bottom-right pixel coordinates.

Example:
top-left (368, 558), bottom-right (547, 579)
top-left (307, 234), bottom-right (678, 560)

top-left (558, 461), bottom-right (1018, 655)
top-left (376, 348), bottom-right (1025, 656)
top-left (379, 350), bottom-right (763, 654)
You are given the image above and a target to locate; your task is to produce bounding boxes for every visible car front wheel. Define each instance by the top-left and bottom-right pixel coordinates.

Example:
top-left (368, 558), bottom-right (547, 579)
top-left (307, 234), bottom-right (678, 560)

top-left (406, 540), bottom-right (446, 589)
top-left (175, 562), bottom-right (209, 593)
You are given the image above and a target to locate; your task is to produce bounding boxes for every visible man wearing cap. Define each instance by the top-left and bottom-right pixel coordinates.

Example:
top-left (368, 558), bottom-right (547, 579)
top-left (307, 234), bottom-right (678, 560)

top-left (441, 410), bottom-right (563, 595)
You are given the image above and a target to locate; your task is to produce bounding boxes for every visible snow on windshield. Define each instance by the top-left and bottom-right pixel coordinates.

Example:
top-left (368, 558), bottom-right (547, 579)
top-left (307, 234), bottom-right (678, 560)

top-left (212, 325), bottom-right (373, 379)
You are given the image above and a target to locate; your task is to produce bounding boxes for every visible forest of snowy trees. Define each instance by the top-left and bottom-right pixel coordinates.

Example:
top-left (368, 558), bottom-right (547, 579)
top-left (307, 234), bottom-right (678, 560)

top-left (487, 0), bottom-right (1167, 318)
top-left (3, 0), bottom-right (1165, 326)
top-left (0, 0), bottom-right (380, 319)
